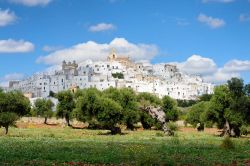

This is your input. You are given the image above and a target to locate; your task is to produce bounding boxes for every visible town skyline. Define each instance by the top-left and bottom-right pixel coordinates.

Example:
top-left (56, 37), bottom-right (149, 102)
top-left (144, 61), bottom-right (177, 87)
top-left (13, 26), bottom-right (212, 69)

top-left (0, 0), bottom-right (250, 87)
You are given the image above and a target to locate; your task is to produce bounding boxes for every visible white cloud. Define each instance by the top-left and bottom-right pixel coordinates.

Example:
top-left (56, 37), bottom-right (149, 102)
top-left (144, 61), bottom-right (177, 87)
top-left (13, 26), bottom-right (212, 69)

top-left (42, 45), bottom-right (63, 52)
top-left (202, 0), bottom-right (234, 3)
top-left (36, 38), bottom-right (158, 65)
top-left (89, 23), bottom-right (116, 32)
top-left (174, 55), bottom-right (250, 84)
top-left (0, 73), bottom-right (24, 87)
top-left (175, 55), bottom-right (217, 75)
top-left (223, 60), bottom-right (250, 72)
top-left (239, 14), bottom-right (250, 22)
top-left (0, 9), bottom-right (17, 27)
top-left (198, 13), bottom-right (225, 29)
top-left (8, 0), bottom-right (52, 7)
top-left (0, 39), bottom-right (34, 53)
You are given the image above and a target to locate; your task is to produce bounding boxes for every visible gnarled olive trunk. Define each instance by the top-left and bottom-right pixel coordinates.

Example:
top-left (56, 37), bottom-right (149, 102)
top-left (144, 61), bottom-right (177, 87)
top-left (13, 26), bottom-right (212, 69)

top-left (126, 122), bottom-right (135, 131)
top-left (197, 123), bottom-right (204, 132)
top-left (65, 114), bottom-right (71, 127)
top-left (5, 126), bottom-right (8, 135)
top-left (44, 117), bottom-right (48, 125)
top-left (220, 120), bottom-right (231, 137)
top-left (110, 126), bottom-right (121, 135)
top-left (163, 123), bottom-right (174, 136)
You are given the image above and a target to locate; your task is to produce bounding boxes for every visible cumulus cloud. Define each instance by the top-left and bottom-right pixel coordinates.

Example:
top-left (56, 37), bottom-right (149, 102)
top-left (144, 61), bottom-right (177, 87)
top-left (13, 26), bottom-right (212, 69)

top-left (202, 0), bottom-right (234, 3)
top-left (42, 45), bottom-right (63, 52)
top-left (173, 55), bottom-right (250, 84)
top-left (198, 13), bottom-right (225, 29)
top-left (223, 60), bottom-right (250, 72)
top-left (239, 14), bottom-right (250, 22)
top-left (0, 9), bottom-right (17, 27)
top-left (89, 23), bottom-right (116, 32)
top-left (8, 0), bottom-right (52, 7)
top-left (176, 55), bottom-right (217, 75)
top-left (36, 38), bottom-right (158, 65)
top-left (0, 39), bottom-right (34, 53)
top-left (0, 73), bottom-right (25, 87)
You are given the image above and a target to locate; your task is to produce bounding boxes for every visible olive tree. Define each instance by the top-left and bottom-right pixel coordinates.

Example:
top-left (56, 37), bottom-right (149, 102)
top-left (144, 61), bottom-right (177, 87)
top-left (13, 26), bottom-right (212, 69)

top-left (104, 87), bottom-right (140, 130)
top-left (34, 98), bottom-right (54, 124)
top-left (56, 90), bottom-right (75, 126)
top-left (0, 91), bottom-right (30, 134)
top-left (137, 92), bottom-right (162, 129)
top-left (207, 78), bottom-right (250, 137)
top-left (186, 101), bottom-right (209, 131)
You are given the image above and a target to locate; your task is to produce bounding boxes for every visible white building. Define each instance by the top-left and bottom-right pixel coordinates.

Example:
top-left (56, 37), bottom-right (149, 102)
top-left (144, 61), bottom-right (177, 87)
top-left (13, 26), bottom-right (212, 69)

top-left (7, 50), bottom-right (214, 100)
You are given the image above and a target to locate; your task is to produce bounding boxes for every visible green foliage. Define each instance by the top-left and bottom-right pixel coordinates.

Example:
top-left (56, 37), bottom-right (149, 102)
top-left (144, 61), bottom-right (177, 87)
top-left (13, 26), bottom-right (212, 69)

top-left (104, 87), bottom-right (140, 130)
top-left (0, 91), bottom-right (30, 116)
top-left (199, 94), bottom-right (213, 102)
top-left (95, 97), bottom-right (123, 134)
top-left (34, 98), bottom-right (54, 124)
top-left (220, 136), bottom-right (235, 150)
top-left (206, 78), bottom-right (250, 137)
top-left (162, 96), bottom-right (179, 122)
top-left (0, 112), bottom-right (18, 134)
top-left (186, 101), bottom-right (209, 130)
top-left (112, 72), bottom-right (124, 79)
top-left (177, 99), bottom-right (197, 107)
top-left (56, 90), bottom-right (75, 126)
top-left (0, 91), bottom-right (30, 134)
top-left (137, 92), bottom-right (161, 129)
top-left (240, 125), bottom-right (249, 135)
top-left (74, 88), bottom-right (123, 134)
top-left (244, 83), bottom-right (250, 96)
top-left (167, 121), bottom-right (179, 132)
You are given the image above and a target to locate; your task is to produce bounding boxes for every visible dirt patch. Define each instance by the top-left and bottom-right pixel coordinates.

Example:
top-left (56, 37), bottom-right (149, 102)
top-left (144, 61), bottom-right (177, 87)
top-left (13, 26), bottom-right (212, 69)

top-left (179, 127), bottom-right (220, 135)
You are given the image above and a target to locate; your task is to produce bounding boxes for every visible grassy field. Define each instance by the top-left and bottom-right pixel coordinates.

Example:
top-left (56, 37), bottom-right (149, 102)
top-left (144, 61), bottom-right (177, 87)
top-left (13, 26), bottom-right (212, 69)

top-left (0, 123), bottom-right (249, 166)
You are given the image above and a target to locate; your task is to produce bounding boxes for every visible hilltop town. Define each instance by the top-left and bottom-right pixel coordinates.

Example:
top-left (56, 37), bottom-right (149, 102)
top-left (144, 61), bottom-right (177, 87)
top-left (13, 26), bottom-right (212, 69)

top-left (6, 50), bottom-right (213, 101)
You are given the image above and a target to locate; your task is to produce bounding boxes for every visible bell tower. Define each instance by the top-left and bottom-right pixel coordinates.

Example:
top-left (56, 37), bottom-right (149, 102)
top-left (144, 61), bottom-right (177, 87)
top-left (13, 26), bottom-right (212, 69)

top-left (107, 48), bottom-right (117, 61)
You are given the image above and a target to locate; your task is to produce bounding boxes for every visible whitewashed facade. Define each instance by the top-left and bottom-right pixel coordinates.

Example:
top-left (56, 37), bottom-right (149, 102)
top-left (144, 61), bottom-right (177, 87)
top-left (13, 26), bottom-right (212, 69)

top-left (7, 51), bottom-right (213, 100)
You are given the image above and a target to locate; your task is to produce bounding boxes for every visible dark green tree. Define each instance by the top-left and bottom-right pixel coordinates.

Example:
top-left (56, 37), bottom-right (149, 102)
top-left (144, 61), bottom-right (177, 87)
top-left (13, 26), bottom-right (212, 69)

top-left (104, 87), bottom-right (140, 130)
top-left (34, 98), bottom-right (54, 124)
top-left (95, 97), bottom-right (123, 134)
top-left (199, 94), bottom-right (213, 102)
top-left (207, 78), bottom-right (250, 137)
top-left (186, 101), bottom-right (209, 131)
top-left (162, 96), bottom-right (179, 122)
top-left (0, 91), bottom-right (30, 134)
top-left (74, 88), bottom-right (102, 129)
top-left (56, 90), bottom-right (75, 126)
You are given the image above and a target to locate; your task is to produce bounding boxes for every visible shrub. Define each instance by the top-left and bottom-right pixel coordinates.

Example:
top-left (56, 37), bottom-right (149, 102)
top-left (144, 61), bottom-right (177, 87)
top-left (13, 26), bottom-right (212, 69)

top-left (220, 136), bottom-right (235, 150)
top-left (167, 121), bottom-right (179, 132)
top-left (240, 125), bottom-right (249, 135)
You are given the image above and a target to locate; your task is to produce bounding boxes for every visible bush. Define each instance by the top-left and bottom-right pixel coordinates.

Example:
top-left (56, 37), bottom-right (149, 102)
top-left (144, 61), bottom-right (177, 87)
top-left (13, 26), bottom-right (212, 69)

top-left (220, 136), bottom-right (235, 150)
top-left (240, 125), bottom-right (249, 135)
top-left (167, 121), bottom-right (179, 132)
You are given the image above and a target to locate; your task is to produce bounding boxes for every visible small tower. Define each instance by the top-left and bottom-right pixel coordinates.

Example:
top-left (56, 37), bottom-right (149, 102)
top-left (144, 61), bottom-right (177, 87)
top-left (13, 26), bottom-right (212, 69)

top-left (107, 48), bottom-right (117, 61)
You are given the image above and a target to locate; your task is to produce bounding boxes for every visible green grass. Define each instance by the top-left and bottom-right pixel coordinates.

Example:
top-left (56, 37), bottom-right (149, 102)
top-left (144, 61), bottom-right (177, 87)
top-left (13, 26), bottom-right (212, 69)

top-left (0, 127), bottom-right (249, 165)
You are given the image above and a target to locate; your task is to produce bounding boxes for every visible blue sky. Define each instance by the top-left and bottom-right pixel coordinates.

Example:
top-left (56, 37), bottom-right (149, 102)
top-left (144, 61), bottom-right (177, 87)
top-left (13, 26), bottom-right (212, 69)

top-left (0, 0), bottom-right (250, 86)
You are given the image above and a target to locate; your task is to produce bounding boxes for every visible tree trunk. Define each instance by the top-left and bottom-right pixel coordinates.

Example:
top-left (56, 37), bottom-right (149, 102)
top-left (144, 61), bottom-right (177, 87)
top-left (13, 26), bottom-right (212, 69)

top-left (163, 123), bottom-right (174, 136)
top-left (65, 116), bottom-right (71, 127)
top-left (126, 122), bottom-right (135, 131)
top-left (110, 126), bottom-right (121, 135)
top-left (44, 117), bottom-right (48, 125)
top-left (5, 126), bottom-right (8, 135)
top-left (220, 120), bottom-right (231, 137)
top-left (197, 123), bottom-right (204, 132)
